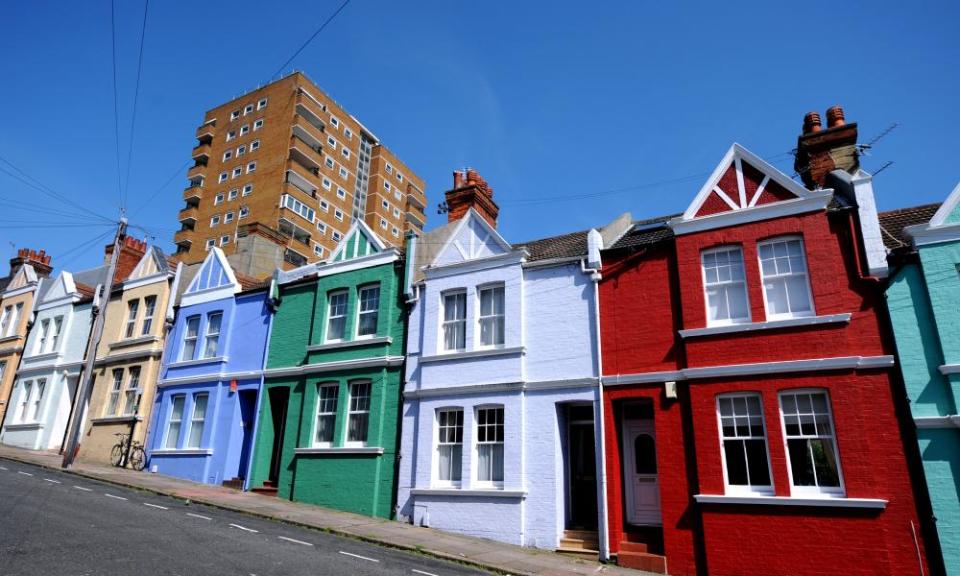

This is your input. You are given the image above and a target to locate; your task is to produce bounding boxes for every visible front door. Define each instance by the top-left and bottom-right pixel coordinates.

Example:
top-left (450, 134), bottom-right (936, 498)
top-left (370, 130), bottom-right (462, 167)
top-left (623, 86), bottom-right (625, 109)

top-left (567, 405), bottom-right (598, 529)
top-left (267, 387), bottom-right (289, 485)
top-left (237, 390), bottom-right (258, 481)
top-left (623, 419), bottom-right (661, 526)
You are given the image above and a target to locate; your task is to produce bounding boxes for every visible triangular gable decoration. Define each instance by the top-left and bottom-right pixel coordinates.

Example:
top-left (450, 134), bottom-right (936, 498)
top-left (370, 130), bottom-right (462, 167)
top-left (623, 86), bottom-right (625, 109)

top-left (42, 271), bottom-right (76, 302)
top-left (185, 247), bottom-right (240, 294)
top-left (127, 247), bottom-right (168, 281)
top-left (330, 220), bottom-right (388, 263)
top-left (431, 208), bottom-right (512, 267)
top-left (927, 181), bottom-right (960, 228)
top-left (5, 264), bottom-right (38, 292)
top-left (684, 144), bottom-right (813, 220)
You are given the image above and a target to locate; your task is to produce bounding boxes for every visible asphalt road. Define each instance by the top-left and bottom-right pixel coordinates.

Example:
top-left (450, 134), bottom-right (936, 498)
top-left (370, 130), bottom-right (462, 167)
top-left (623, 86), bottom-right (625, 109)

top-left (0, 459), bottom-right (489, 576)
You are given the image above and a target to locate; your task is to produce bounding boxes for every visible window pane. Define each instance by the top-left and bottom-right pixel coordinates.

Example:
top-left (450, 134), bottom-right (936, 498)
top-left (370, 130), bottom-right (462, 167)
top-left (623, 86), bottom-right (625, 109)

top-left (326, 292), bottom-right (347, 341)
top-left (759, 238), bottom-right (813, 318)
top-left (719, 393), bottom-right (772, 491)
top-left (780, 391), bottom-right (842, 492)
top-left (745, 439), bottom-right (771, 486)
top-left (347, 382), bottom-right (370, 444)
top-left (315, 385), bottom-right (338, 444)
top-left (166, 396), bottom-right (185, 449)
top-left (187, 394), bottom-right (208, 448)
top-left (723, 441), bottom-right (749, 485)
top-left (204, 313), bottom-right (222, 358)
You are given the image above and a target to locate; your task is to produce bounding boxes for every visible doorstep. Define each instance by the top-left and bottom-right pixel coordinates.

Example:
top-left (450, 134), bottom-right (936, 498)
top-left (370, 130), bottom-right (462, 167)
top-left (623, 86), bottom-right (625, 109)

top-left (0, 444), bottom-right (652, 576)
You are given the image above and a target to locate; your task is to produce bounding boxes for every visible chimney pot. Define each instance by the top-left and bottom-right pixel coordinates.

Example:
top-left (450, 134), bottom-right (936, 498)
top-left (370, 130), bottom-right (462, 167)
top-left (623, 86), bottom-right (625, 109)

top-left (443, 167), bottom-right (500, 227)
top-left (826, 106), bottom-right (845, 128)
top-left (803, 112), bottom-right (822, 134)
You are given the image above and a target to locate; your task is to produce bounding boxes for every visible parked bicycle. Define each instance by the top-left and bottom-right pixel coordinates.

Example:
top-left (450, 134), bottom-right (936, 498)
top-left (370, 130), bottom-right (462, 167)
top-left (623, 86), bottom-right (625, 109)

top-left (111, 432), bottom-right (146, 471)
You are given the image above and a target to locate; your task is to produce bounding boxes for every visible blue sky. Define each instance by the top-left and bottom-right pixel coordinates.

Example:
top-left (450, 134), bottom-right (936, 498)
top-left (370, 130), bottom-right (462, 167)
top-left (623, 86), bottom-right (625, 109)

top-left (0, 1), bottom-right (957, 272)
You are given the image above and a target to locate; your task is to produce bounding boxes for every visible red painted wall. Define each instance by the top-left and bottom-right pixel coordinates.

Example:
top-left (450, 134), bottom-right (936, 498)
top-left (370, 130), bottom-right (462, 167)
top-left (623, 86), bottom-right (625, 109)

top-left (600, 208), bottom-right (929, 576)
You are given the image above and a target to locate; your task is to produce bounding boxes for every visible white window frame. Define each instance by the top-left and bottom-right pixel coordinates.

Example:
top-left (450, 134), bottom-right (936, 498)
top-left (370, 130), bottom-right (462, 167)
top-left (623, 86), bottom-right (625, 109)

top-left (239, 206), bottom-right (249, 219)
top-left (106, 369), bottom-right (124, 416)
top-left (230, 110), bottom-right (240, 121)
top-left (228, 188), bottom-right (239, 200)
top-left (313, 383), bottom-right (338, 447)
top-left (224, 211), bottom-right (234, 223)
top-left (181, 315), bottom-right (200, 360)
top-left (355, 284), bottom-right (379, 339)
top-left (477, 284), bottom-right (505, 348)
top-left (435, 408), bottom-right (463, 487)
top-left (165, 395), bottom-right (186, 448)
top-left (202, 312), bottom-right (222, 358)
top-left (141, 296), bottom-right (156, 336)
top-left (243, 183), bottom-right (253, 196)
top-left (36, 318), bottom-right (49, 354)
top-left (240, 124), bottom-right (250, 136)
top-left (345, 381), bottom-right (371, 447)
top-left (220, 235), bottom-right (231, 246)
top-left (247, 161), bottom-right (256, 174)
top-left (236, 145), bottom-right (246, 157)
top-left (205, 239), bottom-right (215, 251)
top-left (334, 209), bottom-right (344, 222)
top-left (325, 290), bottom-right (348, 343)
top-left (701, 245), bottom-right (751, 327)
top-left (218, 172), bottom-right (228, 183)
top-left (332, 231), bottom-right (342, 242)
top-left (18, 380), bottom-right (32, 422)
top-left (210, 215), bottom-right (220, 227)
top-left (122, 366), bottom-right (141, 416)
top-left (124, 299), bottom-right (140, 339)
top-left (232, 167), bottom-right (242, 179)
top-left (186, 393), bottom-right (209, 449)
top-left (257, 98), bottom-right (267, 110)
top-left (475, 405), bottom-right (504, 486)
top-left (222, 150), bottom-right (232, 162)
top-left (30, 378), bottom-right (45, 421)
top-left (214, 192), bottom-right (225, 205)
top-left (337, 187), bottom-right (346, 199)
top-left (757, 236), bottom-right (815, 321)
top-left (717, 393), bottom-right (774, 495)
top-left (441, 290), bottom-right (467, 352)
top-left (243, 104), bottom-right (253, 115)
top-left (250, 139), bottom-right (260, 151)
top-left (778, 389), bottom-right (845, 497)
top-left (226, 130), bottom-right (236, 142)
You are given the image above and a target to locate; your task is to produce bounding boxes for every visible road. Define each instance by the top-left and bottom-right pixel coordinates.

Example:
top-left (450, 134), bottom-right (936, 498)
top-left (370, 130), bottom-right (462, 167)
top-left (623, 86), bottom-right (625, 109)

top-left (0, 459), bottom-right (489, 576)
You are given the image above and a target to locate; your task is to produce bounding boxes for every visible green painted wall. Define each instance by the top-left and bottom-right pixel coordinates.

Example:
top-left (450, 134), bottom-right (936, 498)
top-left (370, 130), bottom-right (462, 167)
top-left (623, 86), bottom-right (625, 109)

top-left (887, 258), bottom-right (960, 573)
top-left (251, 250), bottom-right (405, 519)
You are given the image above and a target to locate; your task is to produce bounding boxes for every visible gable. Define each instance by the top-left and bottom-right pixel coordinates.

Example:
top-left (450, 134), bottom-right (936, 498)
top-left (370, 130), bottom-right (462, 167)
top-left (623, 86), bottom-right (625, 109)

top-left (928, 182), bottom-right (960, 227)
top-left (5, 264), bottom-right (38, 292)
top-left (671, 144), bottom-right (833, 235)
top-left (186, 247), bottom-right (239, 294)
top-left (42, 272), bottom-right (76, 302)
top-left (432, 209), bottom-right (512, 267)
top-left (330, 221), bottom-right (387, 262)
top-left (127, 247), bottom-right (167, 282)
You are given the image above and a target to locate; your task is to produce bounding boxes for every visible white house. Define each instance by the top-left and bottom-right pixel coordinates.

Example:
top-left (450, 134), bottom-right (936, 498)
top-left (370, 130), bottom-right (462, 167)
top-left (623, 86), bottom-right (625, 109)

top-left (396, 171), bottom-right (630, 557)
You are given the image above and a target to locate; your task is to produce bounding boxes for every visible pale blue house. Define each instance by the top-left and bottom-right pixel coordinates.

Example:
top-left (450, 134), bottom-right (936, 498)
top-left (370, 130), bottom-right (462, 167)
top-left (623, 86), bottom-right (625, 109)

top-left (884, 185), bottom-right (960, 574)
top-left (145, 248), bottom-right (274, 488)
top-left (397, 175), bottom-right (630, 557)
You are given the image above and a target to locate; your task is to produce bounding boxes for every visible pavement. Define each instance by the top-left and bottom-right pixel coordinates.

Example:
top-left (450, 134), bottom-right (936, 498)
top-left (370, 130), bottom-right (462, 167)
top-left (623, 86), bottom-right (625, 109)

top-left (0, 445), bottom-right (646, 576)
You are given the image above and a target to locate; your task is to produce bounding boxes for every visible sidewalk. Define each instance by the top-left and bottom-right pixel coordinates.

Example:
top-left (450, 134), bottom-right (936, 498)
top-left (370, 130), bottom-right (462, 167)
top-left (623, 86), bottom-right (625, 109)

top-left (0, 445), bottom-right (646, 576)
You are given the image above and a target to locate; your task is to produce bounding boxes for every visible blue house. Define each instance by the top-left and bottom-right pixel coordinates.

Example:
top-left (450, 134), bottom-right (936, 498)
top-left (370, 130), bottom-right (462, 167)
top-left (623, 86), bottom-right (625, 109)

top-left (146, 248), bottom-right (274, 488)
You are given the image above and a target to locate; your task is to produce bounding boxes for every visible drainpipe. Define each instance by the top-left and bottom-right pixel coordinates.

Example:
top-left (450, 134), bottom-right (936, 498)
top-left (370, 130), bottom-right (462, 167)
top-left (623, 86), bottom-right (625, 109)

top-left (582, 229), bottom-right (610, 561)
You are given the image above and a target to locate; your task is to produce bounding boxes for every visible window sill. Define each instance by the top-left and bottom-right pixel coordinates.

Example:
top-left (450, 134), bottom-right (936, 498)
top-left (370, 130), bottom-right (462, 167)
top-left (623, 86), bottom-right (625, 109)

top-left (90, 415), bottom-right (142, 424)
top-left (26, 351), bottom-right (61, 362)
top-left (3, 422), bottom-right (43, 431)
top-left (410, 488), bottom-right (527, 499)
top-left (306, 336), bottom-right (392, 352)
top-left (150, 448), bottom-right (213, 456)
top-left (0, 334), bottom-right (22, 344)
top-left (109, 335), bottom-right (160, 350)
top-left (694, 494), bottom-right (886, 509)
top-left (294, 446), bottom-right (384, 455)
top-left (420, 346), bottom-right (525, 364)
top-left (167, 356), bottom-right (228, 368)
top-left (679, 313), bottom-right (852, 338)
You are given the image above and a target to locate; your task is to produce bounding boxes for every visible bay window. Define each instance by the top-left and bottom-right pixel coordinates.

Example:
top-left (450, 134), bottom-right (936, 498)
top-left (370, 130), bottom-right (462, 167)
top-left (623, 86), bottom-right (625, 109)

top-left (702, 246), bottom-right (750, 325)
top-left (758, 237), bottom-right (814, 319)
top-left (436, 408), bottom-right (463, 485)
top-left (717, 393), bottom-right (772, 493)
top-left (478, 285), bottom-right (505, 347)
top-left (779, 390), bottom-right (843, 495)
top-left (325, 291), bottom-right (348, 342)
top-left (442, 291), bottom-right (467, 351)
top-left (476, 406), bottom-right (504, 484)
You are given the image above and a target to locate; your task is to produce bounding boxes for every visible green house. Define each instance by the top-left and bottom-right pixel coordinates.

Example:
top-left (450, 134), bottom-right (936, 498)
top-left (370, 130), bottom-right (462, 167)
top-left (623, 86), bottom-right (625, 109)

top-left (249, 222), bottom-right (406, 518)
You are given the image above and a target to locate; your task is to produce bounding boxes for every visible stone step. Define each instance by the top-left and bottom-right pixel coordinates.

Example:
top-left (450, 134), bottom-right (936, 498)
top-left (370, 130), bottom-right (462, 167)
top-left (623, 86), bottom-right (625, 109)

top-left (222, 478), bottom-right (244, 490)
top-left (563, 529), bottom-right (599, 541)
top-left (617, 551), bottom-right (668, 574)
top-left (559, 537), bottom-right (598, 550)
top-left (619, 540), bottom-right (649, 554)
top-left (556, 547), bottom-right (599, 560)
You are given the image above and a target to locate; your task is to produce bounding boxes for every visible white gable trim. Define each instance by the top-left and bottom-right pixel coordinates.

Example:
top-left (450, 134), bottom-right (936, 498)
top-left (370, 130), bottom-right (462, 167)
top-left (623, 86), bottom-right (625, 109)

top-left (4, 264), bottom-right (39, 295)
top-left (905, 222), bottom-right (960, 247)
top-left (127, 249), bottom-right (166, 283)
top-left (328, 219), bottom-right (388, 262)
top-left (123, 272), bottom-right (171, 291)
top-left (182, 247), bottom-right (240, 306)
top-left (670, 192), bottom-right (832, 235)
top-left (429, 208), bottom-right (512, 269)
top-left (423, 250), bottom-right (526, 279)
top-left (679, 143), bottom-right (822, 226)
top-left (928, 181), bottom-right (960, 228)
top-left (277, 249), bottom-right (400, 285)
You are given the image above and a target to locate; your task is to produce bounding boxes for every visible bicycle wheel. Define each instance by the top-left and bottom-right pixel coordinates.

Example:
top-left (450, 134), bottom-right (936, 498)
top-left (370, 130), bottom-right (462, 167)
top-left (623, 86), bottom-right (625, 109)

top-left (129, 446), bottom-right (146, 471)
top-left (110, 443), bottom-right (125, 467)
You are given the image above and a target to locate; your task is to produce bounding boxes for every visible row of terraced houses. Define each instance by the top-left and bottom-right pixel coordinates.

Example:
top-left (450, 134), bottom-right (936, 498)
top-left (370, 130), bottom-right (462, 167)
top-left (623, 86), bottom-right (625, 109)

top-left (1, 97), bottom-right (958, 575)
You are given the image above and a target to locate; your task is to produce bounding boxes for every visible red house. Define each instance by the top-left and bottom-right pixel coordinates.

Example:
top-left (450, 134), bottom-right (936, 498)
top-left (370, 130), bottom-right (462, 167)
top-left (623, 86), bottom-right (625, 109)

top-left (599, 109), bottom-right (930, 575)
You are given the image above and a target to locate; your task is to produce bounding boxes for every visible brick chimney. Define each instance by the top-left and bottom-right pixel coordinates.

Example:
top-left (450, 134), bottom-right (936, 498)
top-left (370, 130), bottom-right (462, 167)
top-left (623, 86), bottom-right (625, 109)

top-left (445, 169), bottom-right (500, 227)
top-left (794, 105), bottom-right (860, 190)
top-left (9, 248), bottom-right (53, 278)
top-left (103, 236), bottom-right (148, 282)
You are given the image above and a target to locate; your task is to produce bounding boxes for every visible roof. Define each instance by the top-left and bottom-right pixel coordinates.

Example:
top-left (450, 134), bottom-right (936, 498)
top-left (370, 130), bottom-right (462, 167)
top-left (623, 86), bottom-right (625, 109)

top-left (878, 203), bottom-right (941, 250)
top-left (235, 272), bottom-right (269, 292)
top-left (515, 230), bottom-right (589, 261)
top-left (608, 214), bottom-right (679, 250)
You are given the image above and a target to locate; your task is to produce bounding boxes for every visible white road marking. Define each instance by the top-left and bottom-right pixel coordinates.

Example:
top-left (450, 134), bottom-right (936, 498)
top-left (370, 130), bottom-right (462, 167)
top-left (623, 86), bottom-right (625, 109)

top-left (277, 536), bottom-right (313, 546)
top-left (229, 523), bottom-right (259, 533)
top-left (73, 486), bottom-right (93, 492)
top-left (339, 551), bottom-right (379, 563)
top-left (412, 570), bottom-right (440, 576)
top-left (186, 513), bottom-right (212, 520)
top-left (17, 471), bottom-right (33, 476)
top-left (0, 466), bottom-right (8, 470)
top-left (104, 493), bottom-right (128, 501)
top-left (143, 502), bottom-right (168, 510)
top-left (43, 478), bottom-right (61, 484)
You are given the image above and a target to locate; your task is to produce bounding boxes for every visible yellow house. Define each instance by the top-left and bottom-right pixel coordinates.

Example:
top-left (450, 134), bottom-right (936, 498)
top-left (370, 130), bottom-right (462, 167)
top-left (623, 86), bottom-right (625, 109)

top-left (0, 250), bottom-right (52, 427)
top-left (77, 246), bottom-right (176, 466)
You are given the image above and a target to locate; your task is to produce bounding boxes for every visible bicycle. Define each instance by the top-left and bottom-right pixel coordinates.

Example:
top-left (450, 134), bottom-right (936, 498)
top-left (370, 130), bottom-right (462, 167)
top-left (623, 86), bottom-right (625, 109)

top-left (111, 432), bottom-right (146, 471)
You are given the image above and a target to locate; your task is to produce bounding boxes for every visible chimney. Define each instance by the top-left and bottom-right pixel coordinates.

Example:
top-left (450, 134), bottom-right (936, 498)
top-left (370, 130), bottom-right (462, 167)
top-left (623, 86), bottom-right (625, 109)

top-left (794, 105), bottom-right (859, 190)
top-left (9, 248), bottom-right (53, 278)
top-left (103, 236), bottom-right (148, 282)
top-left (444, 168), bottom-right (500, 227)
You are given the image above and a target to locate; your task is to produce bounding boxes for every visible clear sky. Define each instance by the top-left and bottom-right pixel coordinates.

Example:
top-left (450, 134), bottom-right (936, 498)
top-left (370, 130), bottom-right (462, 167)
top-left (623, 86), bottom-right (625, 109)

top-left (0, 1), bottom-right (957, 272)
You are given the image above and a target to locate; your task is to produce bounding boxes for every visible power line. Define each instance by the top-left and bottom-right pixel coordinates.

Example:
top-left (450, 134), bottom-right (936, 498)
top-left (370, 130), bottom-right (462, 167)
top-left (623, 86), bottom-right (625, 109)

top-left (271, 0), bottom-right (352, 80)
top-left (122, 0), bottom-right (151, 210)
top-left (109, 0), bottom-right (123, 208)
top-left (130, 158), bottom-right (192, 217)
top-left (0, 154), bottom-right (115, 223)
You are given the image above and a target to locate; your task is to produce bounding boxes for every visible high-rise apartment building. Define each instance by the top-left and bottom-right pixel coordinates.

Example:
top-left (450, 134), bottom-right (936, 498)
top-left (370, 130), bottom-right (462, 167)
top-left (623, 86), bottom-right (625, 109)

top-left (173, 72), bottom-right (427, 272)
